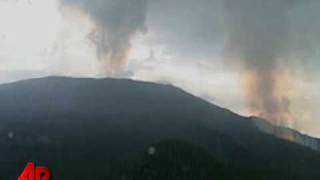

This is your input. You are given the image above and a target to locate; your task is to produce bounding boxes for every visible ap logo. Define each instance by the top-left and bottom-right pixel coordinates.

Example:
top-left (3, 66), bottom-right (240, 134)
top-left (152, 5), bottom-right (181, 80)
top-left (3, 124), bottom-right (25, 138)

top-left (18, 162), bottom-right (51, 180)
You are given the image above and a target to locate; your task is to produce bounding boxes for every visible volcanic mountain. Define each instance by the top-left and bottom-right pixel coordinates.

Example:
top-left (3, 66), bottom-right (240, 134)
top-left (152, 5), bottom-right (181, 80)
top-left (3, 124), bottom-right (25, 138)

top-left (0, 76), bottom-right (319, 179)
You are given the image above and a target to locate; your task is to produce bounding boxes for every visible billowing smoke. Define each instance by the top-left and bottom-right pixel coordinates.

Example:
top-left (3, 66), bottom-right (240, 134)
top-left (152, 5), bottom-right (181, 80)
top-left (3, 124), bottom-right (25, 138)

top-left (61, 0), bottom-right (148, 74)
top-left (224, 0), bottom-right (294, 126)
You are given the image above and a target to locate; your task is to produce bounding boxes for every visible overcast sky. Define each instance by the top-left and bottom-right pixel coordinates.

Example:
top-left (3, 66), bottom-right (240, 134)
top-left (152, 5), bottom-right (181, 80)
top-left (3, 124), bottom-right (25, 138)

top-left (0, 0), bottom-right (319, 136)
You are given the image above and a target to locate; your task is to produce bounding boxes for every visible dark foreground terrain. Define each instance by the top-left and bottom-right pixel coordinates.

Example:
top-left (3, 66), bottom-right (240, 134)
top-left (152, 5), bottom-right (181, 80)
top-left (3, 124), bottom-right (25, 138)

top-left (0, 77), bottom-right (319, 179)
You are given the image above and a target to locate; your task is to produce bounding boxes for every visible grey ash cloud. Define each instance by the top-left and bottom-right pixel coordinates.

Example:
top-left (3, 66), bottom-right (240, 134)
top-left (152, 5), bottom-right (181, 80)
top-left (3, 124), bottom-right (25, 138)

top-left (61, 0), bottom-right (148, 74)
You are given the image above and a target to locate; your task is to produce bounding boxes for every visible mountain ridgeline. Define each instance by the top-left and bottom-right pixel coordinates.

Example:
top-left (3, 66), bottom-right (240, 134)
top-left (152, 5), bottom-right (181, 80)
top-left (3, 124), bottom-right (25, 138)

top-left (0, 76), bottom-right (319, 179)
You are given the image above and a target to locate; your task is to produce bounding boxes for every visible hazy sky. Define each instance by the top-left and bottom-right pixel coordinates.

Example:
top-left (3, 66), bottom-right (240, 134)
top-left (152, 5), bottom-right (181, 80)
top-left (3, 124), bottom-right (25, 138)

top-left (0, 0), bottom-right (319, 136)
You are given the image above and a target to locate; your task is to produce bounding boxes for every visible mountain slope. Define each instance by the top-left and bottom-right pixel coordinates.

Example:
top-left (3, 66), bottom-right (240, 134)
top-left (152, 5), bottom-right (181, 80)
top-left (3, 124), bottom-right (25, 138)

top-left (253, 116), bottom-right (320, 151)
top-left (0, 76), bottom-right (319, 179)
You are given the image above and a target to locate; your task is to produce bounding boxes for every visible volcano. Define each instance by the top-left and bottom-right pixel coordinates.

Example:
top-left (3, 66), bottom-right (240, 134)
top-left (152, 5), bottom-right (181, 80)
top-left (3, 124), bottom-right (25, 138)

top-left (0, 76), bottom-right (319, 179)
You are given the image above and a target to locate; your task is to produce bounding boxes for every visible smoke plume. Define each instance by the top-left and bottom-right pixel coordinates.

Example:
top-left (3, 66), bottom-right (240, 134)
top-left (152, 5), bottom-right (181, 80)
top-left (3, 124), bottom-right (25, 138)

top-left (224, 0), bottom-right (294, 126)
top-left (61, 0), bottom-right (148, 74)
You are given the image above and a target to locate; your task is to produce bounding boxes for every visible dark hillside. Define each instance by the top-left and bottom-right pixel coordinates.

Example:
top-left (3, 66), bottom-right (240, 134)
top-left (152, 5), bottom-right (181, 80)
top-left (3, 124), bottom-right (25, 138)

top-left (0, 77), bottom-right (319, 179)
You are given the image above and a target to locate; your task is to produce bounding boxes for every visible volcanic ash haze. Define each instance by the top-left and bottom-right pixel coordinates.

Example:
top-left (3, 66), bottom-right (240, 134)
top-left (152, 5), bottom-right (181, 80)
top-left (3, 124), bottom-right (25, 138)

top-left (61, 0), bottom-right (148, 75)
top-left (224, 0), bottom-right (295, 126)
